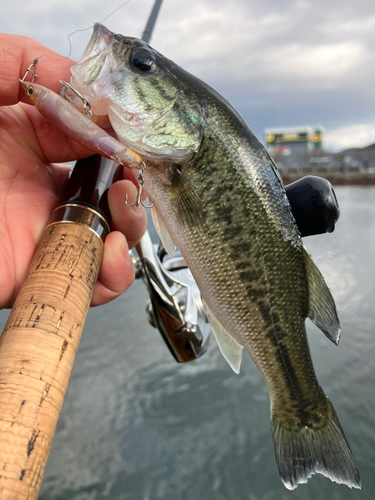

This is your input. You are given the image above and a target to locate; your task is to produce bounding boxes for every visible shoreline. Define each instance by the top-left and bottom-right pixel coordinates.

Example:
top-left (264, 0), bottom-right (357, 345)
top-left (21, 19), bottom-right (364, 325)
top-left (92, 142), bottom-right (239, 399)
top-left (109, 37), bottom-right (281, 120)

top-left (280, 171), bottom-right (375, 186)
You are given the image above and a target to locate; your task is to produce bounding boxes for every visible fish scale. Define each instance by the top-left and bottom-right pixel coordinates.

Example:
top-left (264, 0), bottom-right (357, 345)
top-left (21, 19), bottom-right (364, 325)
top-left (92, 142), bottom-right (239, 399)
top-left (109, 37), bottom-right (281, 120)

top-left (69, 23), bottom-right (360, 490)
top-left (146, 126), bottom-right (319, 408)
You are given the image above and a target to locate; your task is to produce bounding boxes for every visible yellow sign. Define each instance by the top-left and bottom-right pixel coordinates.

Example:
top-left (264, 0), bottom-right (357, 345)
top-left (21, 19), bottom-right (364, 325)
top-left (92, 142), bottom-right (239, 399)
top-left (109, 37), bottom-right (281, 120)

top-left (312, 133), bottom-right (322, 143)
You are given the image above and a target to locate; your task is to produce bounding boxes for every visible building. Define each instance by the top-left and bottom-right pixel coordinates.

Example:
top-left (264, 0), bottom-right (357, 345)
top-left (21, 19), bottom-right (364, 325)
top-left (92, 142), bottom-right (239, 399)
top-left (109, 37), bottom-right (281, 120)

top-left (264, 126), bottom-right (323, 157)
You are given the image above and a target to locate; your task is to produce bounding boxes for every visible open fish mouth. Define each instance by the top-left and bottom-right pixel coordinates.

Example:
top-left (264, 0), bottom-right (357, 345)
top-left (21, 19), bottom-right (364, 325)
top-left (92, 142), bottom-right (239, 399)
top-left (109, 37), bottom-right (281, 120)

top-left (63, 24), bottom-right (129, 117)
top-left (63, 24), bottom-right (204, 160)
top-left (79, 24), bottom-right (119, 65)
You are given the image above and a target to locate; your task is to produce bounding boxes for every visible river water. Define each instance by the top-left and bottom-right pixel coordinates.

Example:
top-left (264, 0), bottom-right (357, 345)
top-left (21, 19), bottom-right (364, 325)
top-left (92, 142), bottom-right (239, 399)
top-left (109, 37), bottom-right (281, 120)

top-left (0, 186), bottom-right (374, 499)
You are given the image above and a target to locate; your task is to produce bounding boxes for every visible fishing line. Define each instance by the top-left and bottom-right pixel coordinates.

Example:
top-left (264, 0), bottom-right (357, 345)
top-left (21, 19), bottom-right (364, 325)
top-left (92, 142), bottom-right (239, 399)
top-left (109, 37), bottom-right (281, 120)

top-left (2, 49), bottom-right (64, 64)
top-left (100, 0), bottom-right (132, 24)
top-left (2, 49), bottom-right (72, 85)
top-left (65, 0), bottom-right (132, 59)
top-left (3, 0), bottom-right (133, 67)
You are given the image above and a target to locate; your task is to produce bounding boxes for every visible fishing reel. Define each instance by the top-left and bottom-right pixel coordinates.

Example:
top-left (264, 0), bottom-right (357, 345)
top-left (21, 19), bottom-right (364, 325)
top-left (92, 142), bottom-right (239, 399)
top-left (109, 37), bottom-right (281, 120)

top-left (134, 233), bottom-right (211, 363)
top-left (57, 157), bottom-right (340, 364)
top-left (133, 175), bottom-right (340, 363)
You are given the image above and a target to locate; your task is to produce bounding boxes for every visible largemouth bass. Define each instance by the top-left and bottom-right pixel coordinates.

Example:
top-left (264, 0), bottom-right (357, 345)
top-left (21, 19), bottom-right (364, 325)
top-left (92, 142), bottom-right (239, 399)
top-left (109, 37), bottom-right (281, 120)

top-left (67, 24), bottom-right (360, 490)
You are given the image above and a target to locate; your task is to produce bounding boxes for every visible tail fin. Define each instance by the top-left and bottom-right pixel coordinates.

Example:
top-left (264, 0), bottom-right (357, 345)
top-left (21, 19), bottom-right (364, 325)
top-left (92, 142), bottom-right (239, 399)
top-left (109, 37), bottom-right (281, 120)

top-left (271, 398), bottom-right (361, 490)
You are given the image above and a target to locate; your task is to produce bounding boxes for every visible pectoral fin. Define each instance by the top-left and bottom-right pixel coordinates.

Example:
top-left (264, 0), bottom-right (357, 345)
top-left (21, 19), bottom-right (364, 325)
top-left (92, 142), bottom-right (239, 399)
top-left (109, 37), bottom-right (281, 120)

top-left (204, 304), bottom-right (243, 373)
top-left (151, 205), bottom-right (177, 257)
top-left (303, 246), bottom-right (341, 345)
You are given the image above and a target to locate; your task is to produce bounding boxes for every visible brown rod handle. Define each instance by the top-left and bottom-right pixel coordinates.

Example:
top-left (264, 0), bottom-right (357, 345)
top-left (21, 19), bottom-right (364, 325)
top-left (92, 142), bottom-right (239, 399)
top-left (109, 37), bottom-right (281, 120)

top-left (0, 205), bottom-right (108, 499)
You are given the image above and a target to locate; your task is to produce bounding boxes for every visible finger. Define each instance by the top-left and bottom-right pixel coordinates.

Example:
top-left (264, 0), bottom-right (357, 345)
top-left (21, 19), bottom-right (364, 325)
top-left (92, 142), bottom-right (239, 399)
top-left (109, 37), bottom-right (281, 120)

top-left (108, 180), bottom-right (148, 249)
top-left (0, 34), bottom-right (126, 165)
top-left (0, 33), bottom-right (75, 107)
top-left (91, 231), bottom-right (135, 306)
top-left (20, 103), bottom-right (101, 164)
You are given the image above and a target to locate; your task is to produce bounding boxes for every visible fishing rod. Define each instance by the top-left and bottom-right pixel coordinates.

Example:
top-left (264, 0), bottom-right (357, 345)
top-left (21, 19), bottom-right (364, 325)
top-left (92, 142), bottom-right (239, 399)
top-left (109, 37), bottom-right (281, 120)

top-left (0, 0), bottom-right (339, 497)
top-left (0, 3), bottom-right (165, 499)
top-left (141, 0), bottom-right (163, 43)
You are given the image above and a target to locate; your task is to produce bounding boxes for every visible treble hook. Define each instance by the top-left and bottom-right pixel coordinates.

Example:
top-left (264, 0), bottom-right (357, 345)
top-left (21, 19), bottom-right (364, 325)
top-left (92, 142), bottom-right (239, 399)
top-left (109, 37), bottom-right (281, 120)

top-left (59, 79), bottom-right (93, 119)
top-left (20, 59), bottom-right (38, 83)
top-left (125, 161), bottom-right (155, 209)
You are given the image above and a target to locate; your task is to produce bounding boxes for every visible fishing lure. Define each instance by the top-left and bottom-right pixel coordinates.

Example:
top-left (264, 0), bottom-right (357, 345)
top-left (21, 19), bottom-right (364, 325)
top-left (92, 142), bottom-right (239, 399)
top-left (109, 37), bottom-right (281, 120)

top-left (20, 80), bottom-right (141, 170)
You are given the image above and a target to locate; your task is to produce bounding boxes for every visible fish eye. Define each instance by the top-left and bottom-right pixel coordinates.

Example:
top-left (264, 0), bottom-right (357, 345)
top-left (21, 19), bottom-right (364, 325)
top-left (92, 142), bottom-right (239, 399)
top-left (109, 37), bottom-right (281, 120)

top-left (130, 49), bottom-right (155, 73)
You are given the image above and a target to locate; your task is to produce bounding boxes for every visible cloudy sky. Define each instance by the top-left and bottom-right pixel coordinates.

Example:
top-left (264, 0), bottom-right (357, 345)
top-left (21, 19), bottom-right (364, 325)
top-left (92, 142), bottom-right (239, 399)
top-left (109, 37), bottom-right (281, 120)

top-left (2, 0), bottom-right (375, 151)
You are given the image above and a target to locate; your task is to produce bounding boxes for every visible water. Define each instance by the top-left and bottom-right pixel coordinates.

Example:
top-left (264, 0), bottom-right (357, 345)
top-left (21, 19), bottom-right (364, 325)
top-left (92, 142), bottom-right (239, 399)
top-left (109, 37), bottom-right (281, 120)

top-left (0, 186), bottom-right (374, 499)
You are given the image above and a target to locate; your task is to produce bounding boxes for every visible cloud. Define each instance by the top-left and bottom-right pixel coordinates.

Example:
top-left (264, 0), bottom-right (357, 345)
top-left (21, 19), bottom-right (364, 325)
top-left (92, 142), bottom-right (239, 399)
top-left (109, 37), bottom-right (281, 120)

top-left (325, 123), bottom-right (375, 151)
top-left (150, 0), bottom-right (375, 149)
top-left (2, 0), bottom-right (375, 150)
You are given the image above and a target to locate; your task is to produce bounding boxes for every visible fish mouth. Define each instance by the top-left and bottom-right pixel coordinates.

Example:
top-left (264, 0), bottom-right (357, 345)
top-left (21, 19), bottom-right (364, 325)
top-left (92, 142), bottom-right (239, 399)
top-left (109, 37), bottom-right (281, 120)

top-left (65, 24), bottom-right (204, 161)
top-left (66, 24), bottom-right (127, 116)
top-left (80, 24), bottom-right (119, 64)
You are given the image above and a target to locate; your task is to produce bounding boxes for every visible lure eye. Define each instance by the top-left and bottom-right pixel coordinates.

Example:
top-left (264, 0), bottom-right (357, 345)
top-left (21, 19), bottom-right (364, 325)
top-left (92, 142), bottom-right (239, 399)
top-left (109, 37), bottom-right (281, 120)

top-left (27, 87), bottom-right (34, 95)
top-left (130, 49), bottom-right (155, 73)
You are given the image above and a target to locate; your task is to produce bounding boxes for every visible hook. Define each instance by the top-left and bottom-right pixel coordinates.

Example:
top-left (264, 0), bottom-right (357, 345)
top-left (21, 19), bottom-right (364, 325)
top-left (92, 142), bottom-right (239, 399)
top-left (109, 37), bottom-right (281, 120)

top-left (20, 58), bottom-right (39, 83)
top-left (125, 162), bottom-right (155, 209)
top-left (59, 79), bottom-right (93, 119)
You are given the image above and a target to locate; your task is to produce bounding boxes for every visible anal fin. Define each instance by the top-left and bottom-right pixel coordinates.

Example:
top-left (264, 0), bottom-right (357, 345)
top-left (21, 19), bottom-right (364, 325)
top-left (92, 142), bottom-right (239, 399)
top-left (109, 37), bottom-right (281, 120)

top-left (303, 245), bottom-right (341, 345)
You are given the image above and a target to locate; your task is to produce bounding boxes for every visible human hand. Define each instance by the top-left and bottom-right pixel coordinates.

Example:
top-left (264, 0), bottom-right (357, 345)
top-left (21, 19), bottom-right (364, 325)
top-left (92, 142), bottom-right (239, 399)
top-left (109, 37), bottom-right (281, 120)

top-left (0, 34), bottom-right (147, 309)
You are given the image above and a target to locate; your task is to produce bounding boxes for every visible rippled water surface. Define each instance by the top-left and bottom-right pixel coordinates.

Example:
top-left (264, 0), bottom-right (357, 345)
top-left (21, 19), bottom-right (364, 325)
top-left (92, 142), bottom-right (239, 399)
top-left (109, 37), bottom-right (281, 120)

top-left (0, 186), bottom-right (374, 499)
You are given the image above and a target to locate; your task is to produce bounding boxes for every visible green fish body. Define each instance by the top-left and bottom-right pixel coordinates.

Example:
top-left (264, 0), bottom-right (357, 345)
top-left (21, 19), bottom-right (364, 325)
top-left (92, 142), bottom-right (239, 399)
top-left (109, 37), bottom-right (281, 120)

top-left (69, 24), bottom-right (360, 490)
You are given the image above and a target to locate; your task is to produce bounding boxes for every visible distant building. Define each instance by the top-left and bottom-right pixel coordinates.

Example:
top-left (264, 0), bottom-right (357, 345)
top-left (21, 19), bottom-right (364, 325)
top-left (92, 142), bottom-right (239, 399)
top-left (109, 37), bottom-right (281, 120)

top-left (264, 126), bottom-right (324, 157)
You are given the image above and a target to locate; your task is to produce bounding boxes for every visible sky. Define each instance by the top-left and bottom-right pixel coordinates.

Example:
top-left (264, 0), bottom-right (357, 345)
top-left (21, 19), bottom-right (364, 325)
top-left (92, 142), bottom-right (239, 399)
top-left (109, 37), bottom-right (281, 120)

top-left (2, 0), bottom-right (375, 151)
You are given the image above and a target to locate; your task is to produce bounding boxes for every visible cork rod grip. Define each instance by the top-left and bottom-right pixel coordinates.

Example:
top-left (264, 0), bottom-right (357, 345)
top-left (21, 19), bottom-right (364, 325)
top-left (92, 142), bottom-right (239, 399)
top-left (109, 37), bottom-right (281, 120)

top-left (0, 220), bottom-right (104, 499)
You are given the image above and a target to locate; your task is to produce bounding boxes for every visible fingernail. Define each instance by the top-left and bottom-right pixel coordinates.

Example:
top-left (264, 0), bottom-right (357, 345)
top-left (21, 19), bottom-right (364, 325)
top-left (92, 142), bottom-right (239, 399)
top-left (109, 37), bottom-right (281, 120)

top-left (120, 240), bottom-right (132, 264)
top-left (127, 250), bottom-right (136, 267)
